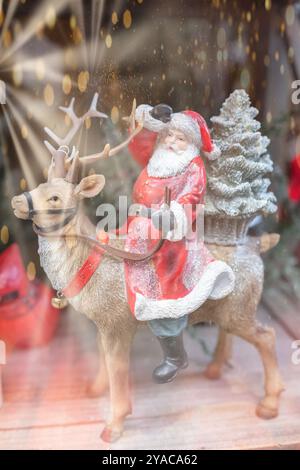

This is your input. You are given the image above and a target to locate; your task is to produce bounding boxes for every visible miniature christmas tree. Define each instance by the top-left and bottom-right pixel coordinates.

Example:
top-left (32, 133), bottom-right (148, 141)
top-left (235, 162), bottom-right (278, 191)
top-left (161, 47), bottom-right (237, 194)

top-left (204, 89), bottom-right (277, 244)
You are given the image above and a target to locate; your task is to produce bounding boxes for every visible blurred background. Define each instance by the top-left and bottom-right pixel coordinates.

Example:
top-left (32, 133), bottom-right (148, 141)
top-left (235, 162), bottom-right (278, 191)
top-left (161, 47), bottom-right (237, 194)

top-left (0, 0), bottom-right (300, 451)
top-left (0, 0), bottom-right (299, 347)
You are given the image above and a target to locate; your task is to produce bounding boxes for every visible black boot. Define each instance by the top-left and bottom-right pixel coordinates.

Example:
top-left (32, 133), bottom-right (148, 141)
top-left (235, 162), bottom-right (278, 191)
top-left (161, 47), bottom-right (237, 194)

top-left (152, 333), bottom-right (188, 384)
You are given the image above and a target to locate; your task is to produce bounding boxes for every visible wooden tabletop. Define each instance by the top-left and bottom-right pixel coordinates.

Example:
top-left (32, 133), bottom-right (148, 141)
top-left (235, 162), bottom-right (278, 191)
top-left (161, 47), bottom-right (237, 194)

top-left (0, 305), bottom-right (299, 450)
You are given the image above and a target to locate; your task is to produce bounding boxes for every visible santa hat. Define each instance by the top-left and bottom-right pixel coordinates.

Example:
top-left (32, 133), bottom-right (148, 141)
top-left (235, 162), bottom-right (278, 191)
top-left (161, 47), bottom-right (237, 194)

top-left (136, 104), bottom-right (221, 160)
top-left (169, 110), bottom-right (221, 160)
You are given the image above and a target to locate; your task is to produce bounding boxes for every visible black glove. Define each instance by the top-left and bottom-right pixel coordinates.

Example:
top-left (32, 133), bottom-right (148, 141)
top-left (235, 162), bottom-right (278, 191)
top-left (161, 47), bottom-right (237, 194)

top-left (150, 104), bottom-right (173, 123)
top-left (152, 209), bottom-right (175, 233)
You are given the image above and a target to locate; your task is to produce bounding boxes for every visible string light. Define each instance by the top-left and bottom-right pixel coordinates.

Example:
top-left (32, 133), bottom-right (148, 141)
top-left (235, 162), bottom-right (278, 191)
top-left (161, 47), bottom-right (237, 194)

top-left (265, 0), bottom-right (272, 11)
top-left (264, 54), bottom-right (270, 66)
top-left (45, 6), bottom-right (56, 29)
top-left (20, 178), bottom-right (27, 190)
top-left (217, 27), bottom-right (226, 48)
top-left (105, 34), bottom-right (112, 48)
top-left (44, 84), bottom-right (54, 106)
top-left (111, 106), bottom-right (119, 124)
top-left (70, 15), bottom-right (77, 30)
top-left (0, 226), bottom-right (9, 245)
top-left (266, 111), bottom-right (272, 123)
top-left (112, 12), bottom-right (118, 25)
top-left (3, 30), bottom-right (12, 48)
top-left (27, 262), bottom-right (36, 281)
top-left (240, 68), bottom-right (250, 89)
top-left (73, 26), bottom-right (82, 44)
top-left (35, 59), bottom-right (45, 81)
top-left (123, 9), bottom-right (132, 29)
top-left (77, 71), bottom-right (89, 92)
top-left (62, 74), bottom-right (72, 94)
top-left (12, 64), bottom-right (23, 86)
top-left (285, 5), bottom-right (295, 26)
top-left (288, 47), bottom-right (294, 60)
top-left (21, 125), bottom-right (28, 139)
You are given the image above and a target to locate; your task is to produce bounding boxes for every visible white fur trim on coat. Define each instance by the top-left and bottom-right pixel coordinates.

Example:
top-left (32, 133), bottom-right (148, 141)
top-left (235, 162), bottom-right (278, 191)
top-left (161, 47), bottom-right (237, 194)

top-left (135, 104), bottom-right (167, 132)
top-left (165, 201), bottom-right (188, 241)
top-left (202, 143), bottom-right (221, 160)
top-left (134, 260), bottom-right (235, 321)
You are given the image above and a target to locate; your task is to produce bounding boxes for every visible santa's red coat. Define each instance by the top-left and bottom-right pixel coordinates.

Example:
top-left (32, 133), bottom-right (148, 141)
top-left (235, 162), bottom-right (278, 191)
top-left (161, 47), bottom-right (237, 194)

top-left (128, 128), bottom-right (158, 168)
top-left (124, 129), bottom-right (228, 321)
top-left (288, 154), bottom-right (300, 202)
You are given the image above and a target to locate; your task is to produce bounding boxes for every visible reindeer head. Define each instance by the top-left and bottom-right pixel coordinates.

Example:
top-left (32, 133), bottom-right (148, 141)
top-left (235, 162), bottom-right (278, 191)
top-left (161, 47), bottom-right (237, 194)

top-left (11, 149), bottom-right (106, 233)
top-left (11, 94), bottom-right (143, 234)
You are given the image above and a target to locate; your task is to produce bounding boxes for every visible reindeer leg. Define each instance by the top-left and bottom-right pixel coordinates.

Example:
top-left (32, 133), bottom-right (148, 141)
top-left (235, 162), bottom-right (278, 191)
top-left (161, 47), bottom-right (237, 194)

top-left (234, 322), bottom-right (285, 419)
top-left (204, 329), bottom-right (233, 380)
top-left (100, 327), bottom-right (135, 443)
top-left (86, 332), bottom-right (109, 397)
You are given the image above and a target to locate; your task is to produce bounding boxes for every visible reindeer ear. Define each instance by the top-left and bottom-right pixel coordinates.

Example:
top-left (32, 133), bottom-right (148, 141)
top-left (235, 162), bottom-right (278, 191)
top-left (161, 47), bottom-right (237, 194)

top-left (74, 174), bottom-right (105, 198)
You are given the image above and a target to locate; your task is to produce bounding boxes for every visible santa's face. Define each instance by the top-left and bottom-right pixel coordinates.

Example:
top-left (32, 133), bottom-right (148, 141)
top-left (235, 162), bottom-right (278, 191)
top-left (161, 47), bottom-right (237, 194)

top-left (163, 129), bottom-right (189, 153)
top-left (147, 128), bottom-right (198, 178)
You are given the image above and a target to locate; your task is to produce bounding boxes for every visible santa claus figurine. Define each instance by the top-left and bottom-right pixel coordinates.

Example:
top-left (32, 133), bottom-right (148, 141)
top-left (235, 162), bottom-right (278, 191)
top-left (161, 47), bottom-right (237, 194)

top-left (125, 103), bottom-right (235, 384)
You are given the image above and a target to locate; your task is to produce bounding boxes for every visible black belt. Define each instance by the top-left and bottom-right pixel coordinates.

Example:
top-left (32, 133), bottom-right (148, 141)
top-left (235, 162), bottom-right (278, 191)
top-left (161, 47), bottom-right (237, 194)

top-left (23, 191), bottom-right (77, 234)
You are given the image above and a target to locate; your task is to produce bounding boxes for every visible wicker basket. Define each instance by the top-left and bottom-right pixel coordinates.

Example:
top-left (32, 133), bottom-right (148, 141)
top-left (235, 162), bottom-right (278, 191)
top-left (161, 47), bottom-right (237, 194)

top-left (204, 214), bottom-right (255, 246)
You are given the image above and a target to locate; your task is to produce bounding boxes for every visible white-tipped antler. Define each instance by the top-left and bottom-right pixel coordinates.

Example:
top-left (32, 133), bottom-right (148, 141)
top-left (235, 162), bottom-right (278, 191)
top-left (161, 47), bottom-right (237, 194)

top-left (44, 92), bottom-right (108, 154)
top-left (79, 99), bottom-right (143, 164)
top-left (66, 145), bottom-right (79, 163)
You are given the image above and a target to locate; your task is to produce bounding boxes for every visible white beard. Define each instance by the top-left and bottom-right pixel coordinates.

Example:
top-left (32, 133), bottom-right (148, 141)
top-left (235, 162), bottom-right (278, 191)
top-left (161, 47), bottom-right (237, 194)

top-left (147, 143), bottom-right (199, 177)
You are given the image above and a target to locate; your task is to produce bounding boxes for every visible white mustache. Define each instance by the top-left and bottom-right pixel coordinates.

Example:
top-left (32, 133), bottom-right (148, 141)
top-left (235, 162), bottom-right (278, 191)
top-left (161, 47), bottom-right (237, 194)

top-left (148, 143), bottom-right (199, 177)
top-left (162, 143), bottom-right (184, 154)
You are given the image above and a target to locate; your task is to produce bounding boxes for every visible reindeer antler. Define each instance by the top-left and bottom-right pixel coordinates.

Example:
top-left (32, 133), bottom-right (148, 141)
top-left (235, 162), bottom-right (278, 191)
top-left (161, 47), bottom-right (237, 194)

top-left (44, 95), bottom-right (143, 183)
top-left (44, 93), bottom-right (108, 154)
top-left (122, 97), bottom-right (136, 132)
top-left (78, 99), bottom-right (143, 165)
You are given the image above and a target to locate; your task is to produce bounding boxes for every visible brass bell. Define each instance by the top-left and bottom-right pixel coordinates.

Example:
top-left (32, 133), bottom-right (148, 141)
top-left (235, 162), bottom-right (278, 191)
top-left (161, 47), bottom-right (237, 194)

top-left (51, 292), bottom-right (68, 309)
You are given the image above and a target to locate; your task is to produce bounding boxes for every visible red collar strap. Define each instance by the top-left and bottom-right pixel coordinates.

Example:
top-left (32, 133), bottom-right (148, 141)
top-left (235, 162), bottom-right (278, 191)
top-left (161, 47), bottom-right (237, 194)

top-left (62, 246), bottom-right (104, 298)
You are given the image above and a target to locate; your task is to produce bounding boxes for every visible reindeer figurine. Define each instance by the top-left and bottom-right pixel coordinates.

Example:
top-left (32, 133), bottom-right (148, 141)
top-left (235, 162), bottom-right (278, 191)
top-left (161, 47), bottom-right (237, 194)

top-left (11, 93), bottom-right (284, 443)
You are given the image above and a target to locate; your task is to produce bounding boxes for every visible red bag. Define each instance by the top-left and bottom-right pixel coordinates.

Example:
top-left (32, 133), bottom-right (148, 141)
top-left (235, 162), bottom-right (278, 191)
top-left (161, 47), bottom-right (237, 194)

top-left (0, 244), bottom-right (60, 349)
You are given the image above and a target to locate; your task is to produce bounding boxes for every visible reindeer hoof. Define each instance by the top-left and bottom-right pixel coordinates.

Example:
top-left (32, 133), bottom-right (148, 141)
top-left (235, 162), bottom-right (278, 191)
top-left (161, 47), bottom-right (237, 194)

top-left (203, 363), bottom-right (222, 380)
top-left (256, 396), bottom-right (279, 420)
top-left (100, 425), bottom-right (123, 443)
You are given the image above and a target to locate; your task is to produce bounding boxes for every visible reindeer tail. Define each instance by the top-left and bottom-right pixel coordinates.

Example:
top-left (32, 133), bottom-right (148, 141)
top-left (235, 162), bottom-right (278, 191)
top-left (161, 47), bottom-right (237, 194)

top-left (259, 233), bottom-right (280, 253)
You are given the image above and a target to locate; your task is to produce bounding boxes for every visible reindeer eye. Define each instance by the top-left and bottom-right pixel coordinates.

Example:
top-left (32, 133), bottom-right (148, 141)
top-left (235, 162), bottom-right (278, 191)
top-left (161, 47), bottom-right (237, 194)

top-left (48, 195), bottom-right (60, 203)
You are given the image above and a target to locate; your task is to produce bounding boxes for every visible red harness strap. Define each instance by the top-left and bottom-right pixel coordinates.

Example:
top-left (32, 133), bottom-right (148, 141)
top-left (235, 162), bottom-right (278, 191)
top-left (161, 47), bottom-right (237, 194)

top-left (62, 246), bottom-right (104, 298)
